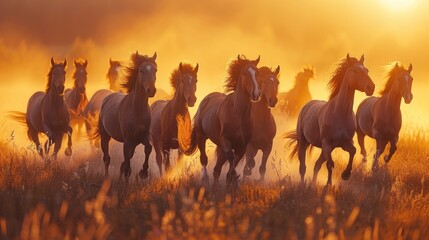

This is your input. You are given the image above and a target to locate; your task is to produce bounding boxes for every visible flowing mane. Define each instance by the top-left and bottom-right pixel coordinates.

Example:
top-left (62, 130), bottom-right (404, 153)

top-left (327, 57), bottom-right (357, 100)
top-left (380, 62), bottom-right (405, 95)
top-left (122, 53), bottom-right (157, 93)
top-left (170, 63), bottom-right (195, 90)
top-left (259, 66), bottom-right (278, 80)
top-left (73, 59), bottom-right (87, 87)
top-left (294, 67), bottom-right (313, 87)
top-left (224, 56), bottom-right (254, 93)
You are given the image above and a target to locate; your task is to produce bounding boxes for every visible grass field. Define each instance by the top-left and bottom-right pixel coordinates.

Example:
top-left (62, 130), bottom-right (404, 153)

top-left (0, 127), bottom-right (428, 239)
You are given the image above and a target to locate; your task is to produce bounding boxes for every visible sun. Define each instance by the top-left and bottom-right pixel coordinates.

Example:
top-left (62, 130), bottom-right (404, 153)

top-left (381, 0), bottom-right (416, 10)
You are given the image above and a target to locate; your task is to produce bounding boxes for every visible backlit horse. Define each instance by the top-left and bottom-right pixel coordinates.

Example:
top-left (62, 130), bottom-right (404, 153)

top-left (286, 54), bottom-right (375, 185)
top-left (151, 62), bottom-right (198, 176)
top-left (356, 62), bottom-right (413, 169)
top-left (65, 59), bottom-right (88, 139)
top-left (277, 66), bottom-right (314, 117)
top-left (243, 66), bottom-right (280, 182)
top-left (178, 55), bottom-right (261, 185)
top-left (91, 52), bottom-right (157, 182)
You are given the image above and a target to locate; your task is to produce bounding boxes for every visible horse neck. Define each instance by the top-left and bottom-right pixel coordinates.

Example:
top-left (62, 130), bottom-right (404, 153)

top-left (253, 96), bottom-right (271, 116)
top-left (109, 74), bottom-right (119, 91)
top-left (128, 86), bottom-right (149, 109)
top-left (382, 80), bottom-right (402, 114)
top-left (330, 73), bottom-right (355, 117)
top-left (48, 87), bottom-right (64, 106)
top-left (233, 84), bottom-right (252, 118)
top-left (72, 86), bottom-right (85, 107)
top-left (172, 87), bottom-right (188, 115)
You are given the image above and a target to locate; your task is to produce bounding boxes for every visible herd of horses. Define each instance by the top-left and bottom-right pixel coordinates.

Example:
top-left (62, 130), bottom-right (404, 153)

top-left (9, 52), bottom-right (414, 186)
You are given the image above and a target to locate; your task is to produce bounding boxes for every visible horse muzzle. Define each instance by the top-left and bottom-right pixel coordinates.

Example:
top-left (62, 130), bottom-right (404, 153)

top-left (147, 87), bottom-right (157, 98)
top-left (268, 97), bottom-right (278, 108)
top-left (365, 83), bottom-right (375, 96)
top-left (186, 96), bottom-right (197, 107)
top-left (251, 88), bottom-right (262, 102)
top-left (404, 94), bottom-right (413, 104)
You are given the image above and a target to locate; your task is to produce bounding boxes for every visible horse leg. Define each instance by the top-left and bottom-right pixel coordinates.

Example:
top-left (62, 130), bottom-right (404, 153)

top-left (227, 146), bottom-right (246, 185)
top-left (100, 125), bottom-right (111, 177)
top-left (152, 140), bottom-right (163, 177)
top-left (312, 153), bottom-right (326, 184)
top-left (341, 141), bottom-right (357, 180)
top-left (28, 127), bottom-right (43, 157)
top-left (259, 142), bottom-right (273, 182)
top-left (64, 126), bottom-right (72, 156)
top-left (163, 148), bottom-right (171, 172)
top-left (373, 134), bottom-right (387, 170)
top-left (213, 146), bottom-right (227, 185)
top-left (298, 141), bottom-right (309, 184)
top-left (384, 136), bottom-right (398, 163)
top-left (321, 140), bottom-right (334, 186)
top-left (197, 135), bottom-right (209, 183)
top-left (52, 134), bottom-right (64, 160)
top-left (139, 137), bottom-right (152, 179)
top-left (243, 143), bottom-right (257, 177)
top-left (356, 125), bottom-right (367, 162)
top-left (120, 141), bottom-right (138, 184)
top-left (220, 137), bottom-right (237, 185)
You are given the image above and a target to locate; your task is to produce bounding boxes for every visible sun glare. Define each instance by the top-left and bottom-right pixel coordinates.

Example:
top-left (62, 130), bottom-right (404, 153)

top-left (382, 0), bottom-right (415, 10)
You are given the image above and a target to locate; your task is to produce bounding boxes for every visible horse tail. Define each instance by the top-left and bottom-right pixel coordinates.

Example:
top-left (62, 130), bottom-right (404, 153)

top-left (177, 113), bottom-right (198, 156)
top-left (284, 130), bottom-right (299, 159)
top-left (7, 111), bottom-right (27, 125)
top-left (87, 114), bottom-right (100, 141)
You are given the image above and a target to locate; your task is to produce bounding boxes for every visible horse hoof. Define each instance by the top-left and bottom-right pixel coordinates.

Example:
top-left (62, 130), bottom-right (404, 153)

top-left (65, 148), bottom-right (72, 156)
top-left (139, 169), bottom-right (148, 179)
top-left (362, 157), bottom-right (367, 163)
top-left (227, 173), bottom-right (240, 185)
top-left (243, 166), bottom-right (252, 176)
top-left (341, 170), bottom-right (351, 180)
top-left (384, 156), bottom-right (391, 163)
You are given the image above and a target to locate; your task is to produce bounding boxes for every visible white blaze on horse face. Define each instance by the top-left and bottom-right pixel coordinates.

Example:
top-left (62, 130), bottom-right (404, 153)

top-left (270, 77), bottom-right (275, 82)
top-left (115, 66), bottom-right (121, 73)
top-left (358, 64), bottom-right (364, 70)
top-left (146, 65), bottom-right (152, 71)
top-left (248, 67), bottom-right (258, 89)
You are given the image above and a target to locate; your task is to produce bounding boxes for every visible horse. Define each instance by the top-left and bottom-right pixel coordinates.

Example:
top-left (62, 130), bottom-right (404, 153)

top-left (356, 62), bottom-right (413, 170)
top-left (243, 65), bottom-right (280, 182)
top-left (90, 52), bottom-right (157, 182)
top-left (277, 66), bottom-right (314, 117)
top-left (151, 62), bottom-right (198, 176)
top-left (64, 59), bottom-right (88, 140)
top-left (178, 55), bottom-right (262, 185)
top-left (286, 54), bottom-right (375, 185)
top-left (9, 58), bottom-right (73, 158)
top-left (83, 59), bottom-right (122, 141)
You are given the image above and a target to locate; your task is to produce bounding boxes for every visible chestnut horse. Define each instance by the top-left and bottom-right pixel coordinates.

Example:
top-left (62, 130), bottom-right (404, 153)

top-left (65, 59), bottom-right (88, 139)
top-left (243, 66), bottom-right (280, 182)
top-left (286, 54), bottom-right (375, 185)
top-left (356, 63), bottom-right (413, 169)
top-left (9, 58), bottom-right (73, 158)
top-left (91, 52), bottom-right (157, 181)
top-left (151, 62), bottom-right (198, 176)
top-left (277, 66), bottom-right (314, 117)
top-left (83, 59), bottom-right (122, 142)
top-left (178, 55), bottom-right (261, 185)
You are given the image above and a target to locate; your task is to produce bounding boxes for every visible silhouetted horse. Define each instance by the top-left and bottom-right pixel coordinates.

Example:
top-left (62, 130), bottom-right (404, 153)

top-left (243, 66), bottom-right (280, 182)
top-left (65, 59), bottom-right (88, 139)
top-left (91, 52), bottom-right (157, 182)
top-left (83, 59), bottom-right (122, 142)
top-left (277, 66), bottom-right (314, 117)
top-left (9, 58), bottom-right (72, 158)
top-left (178, 55), bottom-right (261, 185)
top-left (356, 62), bottom-right (413, 169)
top-left (151, 62), bottom-right (198, 176)
top-left (286, 54), bottom-right (375, 185)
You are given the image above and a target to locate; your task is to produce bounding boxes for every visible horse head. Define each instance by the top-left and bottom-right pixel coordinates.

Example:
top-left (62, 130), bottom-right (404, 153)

top-left (298, 66), bottom-right (315, 83)
top-left (50, 57), bottom-right (67, 95)
top-left (259, 65), bottom-right (280, 108)
top-left (346, 54), bottom-right (375, 96)
top-left (108, 58), bottom-right (122, 90)
top-left (179, 62), bottom-right (198, 107)
top-left (397, 63), bottom-right (414, 104)
top-left (136, 51), bottom-right (157, 97)
top-left (238, 55), bottom-right (261, 102)
top-left (73, 59), bottom-right (88, 94)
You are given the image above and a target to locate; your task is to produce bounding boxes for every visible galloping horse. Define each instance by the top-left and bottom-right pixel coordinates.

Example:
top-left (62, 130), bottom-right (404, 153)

top-left (277, 66), bottom-right (314, 117)
top-left (91, 52), bottom-right (157, 181)
top-left (356, 63), bottom-right (413, 169)
top-left (151, 62), bottom-right (198, 176)
top-left (243, 66), bottom-right (280, 182)
top-left (178, 55), bottom-right (261, 185)
top-left (286, 54), bottom-right (375, 185)
top-left (10, 58), bottom-right (73, 158)
top-left (83, 59), bottom-right (122, 141)
top-left (65, 59), bottom-right (88, 139)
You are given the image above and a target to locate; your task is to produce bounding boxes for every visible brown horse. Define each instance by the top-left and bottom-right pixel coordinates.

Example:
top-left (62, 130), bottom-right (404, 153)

top-left (83, 59), bottom-right (122, 141)
top-left (64, 59), bottom-right (88, 140)
top-left (277, 66), bottom-right (314, 117)
top-left (243, 66), bottom-right (280, 182)
top-left (356, 63), bottom-right (413, 169)
top-left (178, 55), bottom-right (261, 185)
top-left (91, 52), bottom-right (157, 182)
top-left (9, 58), bottom-right (73, 158)
top-left (286, 54), bottom-right (375, 185)
top-left (151, 62), bottom-right (198, 176)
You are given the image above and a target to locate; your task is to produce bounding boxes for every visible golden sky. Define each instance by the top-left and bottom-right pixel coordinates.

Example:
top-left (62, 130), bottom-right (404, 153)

top-left (0, 0), bottom-right (428, 129)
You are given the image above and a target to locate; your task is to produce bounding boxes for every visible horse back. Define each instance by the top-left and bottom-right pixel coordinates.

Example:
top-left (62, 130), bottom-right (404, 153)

top-left (26, 91), bottom-right (45, 132)
top-left (83, 89), bottom-right (113, 118)
top-left (195, 92), bottom-right (226, 145)
top-left (298, 100), bottom-right (326, 147)
top-left (356, 96), bottom-right (378, 137)
top-left (100, 92), bottom-right (125, 142)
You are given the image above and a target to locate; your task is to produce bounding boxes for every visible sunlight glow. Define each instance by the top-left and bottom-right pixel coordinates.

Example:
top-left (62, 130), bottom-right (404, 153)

top-left (381, 0), bottom-right (416, 10)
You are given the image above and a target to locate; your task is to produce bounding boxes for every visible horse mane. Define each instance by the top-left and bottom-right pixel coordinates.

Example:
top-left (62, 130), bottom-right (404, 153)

top-left (122, 53), bottom-right (157, 93)
top-left (380, 62), bottom-right (405, 95)
top-left (73, 58), bottom-right (87, 86)
top-left (327, 57), bottom-right (357, 100)
top-left (225, 55), bottom-right (254, 93)
top-left (259, 66), bottom-right (278, 80)
top-left (170, 63), bottom-right (195, 90)
top-left (294, 67), bottom-right (312, 87)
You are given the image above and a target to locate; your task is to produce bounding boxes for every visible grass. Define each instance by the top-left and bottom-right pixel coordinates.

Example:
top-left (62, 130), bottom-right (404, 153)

top-left (0, 130), bottom-right (428, 239)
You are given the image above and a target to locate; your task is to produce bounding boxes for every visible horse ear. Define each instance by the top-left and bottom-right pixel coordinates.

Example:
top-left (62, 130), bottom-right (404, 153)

top-left (395, 62), bottom-right (399, 68)
top-left (109, 58), bottom-right (112, 65)
top-left (346, 53), bottom-right (350, 63)
top-left (253, 55), bottom-right (260, 66)
top-left (359, 54), bottom-right (365, 64)
top-left (237, 54), bottom-right (242, 61)
top-left (84, 60), bottom-right (88, 67)
top-left (51, 57), bottom-right (55, 66)
top-left (74, 60), bottom-right (78, 67)
top-left (152, 52), bottom-right (157, 61)
top-left (179, 62), bottom-right (183, 72)
top-left (63, 59), bottom-right (67, 67)
top-left (136, 51), bottom-right (139, 56)
top-left (408, 64), bottom-right (413, 73)
top-left (194, 63), bottom-right (199, 73)
top-left (274, 65), bottom-right (280, 76)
